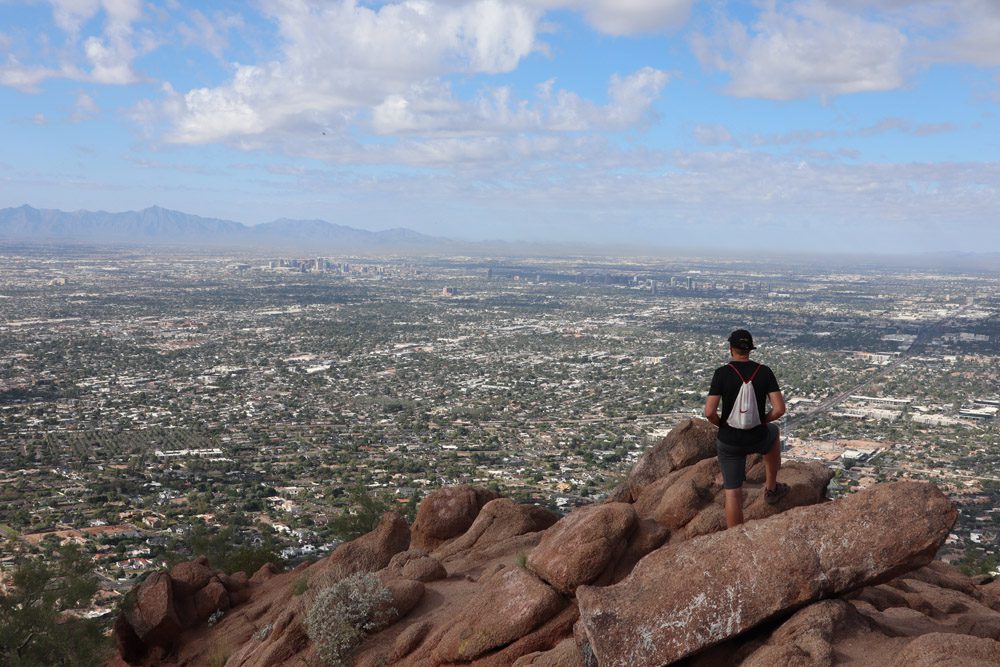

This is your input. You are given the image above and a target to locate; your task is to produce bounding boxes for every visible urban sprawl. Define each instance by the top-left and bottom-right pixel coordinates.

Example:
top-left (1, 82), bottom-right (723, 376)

top-left (1, 248), bottom-right (998, 620)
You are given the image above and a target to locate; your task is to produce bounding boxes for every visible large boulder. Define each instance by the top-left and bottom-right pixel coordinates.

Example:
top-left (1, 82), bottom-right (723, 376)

top-left (432, 566), bottom-right (566, 663)
top-left (411, 485), bottom-right (501, 552)
top-left (121, 572), bottom-right (183, 651)
top-left (633, 457), bottom-right (719, 530)
top-left (193, 577), bottom-right (231, 625)
top-left (320, 511), bottom-right (410, 578)
top-left (170, 559), bottom-right (215, 594)
top-left (740, 562), bottom-right (1000, 667)
top-left (611, 418), bottom-right (717, 502)
top-left (629, 454), bottom-right (832, 551)
top-left (433, 497), bottom-right (559, 561)
top-left (576, 481), bottom-right (956, 666)
top-left (527, 502), bottom-right (636, 595)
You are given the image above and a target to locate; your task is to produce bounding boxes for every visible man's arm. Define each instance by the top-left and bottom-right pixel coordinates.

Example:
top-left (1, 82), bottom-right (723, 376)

top-left (765, 390), bottom-right (785, 423)
top-left (704, 394), bottom-right (721, 426)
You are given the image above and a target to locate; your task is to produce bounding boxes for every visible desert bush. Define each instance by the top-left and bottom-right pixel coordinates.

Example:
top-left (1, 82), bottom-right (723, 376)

top-left (306, 572), bottom-right (394, 665)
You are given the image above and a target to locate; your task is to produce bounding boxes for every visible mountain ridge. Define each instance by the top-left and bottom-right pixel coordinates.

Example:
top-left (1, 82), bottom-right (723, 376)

top-left (0, 205), bottom-right (445, 252)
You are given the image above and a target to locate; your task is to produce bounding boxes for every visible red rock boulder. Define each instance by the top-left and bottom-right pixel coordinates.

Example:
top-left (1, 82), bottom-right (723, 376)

top-left (411, 485), bottom-right (500, 552)
top-left (527, 502), bottom-right (636, 595)
top-left (611, 418), bottom-right (717, 502)
top-left (121, 572), bottom-right (183, 652)
top-left (432, 565), bottom-right (566, 663)
top-left (576, 481), bottom-right (957, 666)
top-left (320, 511), bottom-right (411, 578)
top-left (433, 497), bottom-right (559, 561)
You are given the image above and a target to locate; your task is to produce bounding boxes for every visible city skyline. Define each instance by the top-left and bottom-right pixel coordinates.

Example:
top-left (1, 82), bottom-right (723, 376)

top-left (2, 0), bottom-right (1000, 253)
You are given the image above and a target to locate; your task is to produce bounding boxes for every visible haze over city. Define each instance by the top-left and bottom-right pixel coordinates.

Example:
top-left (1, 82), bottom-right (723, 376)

top-left (2, 0), bottom-right (1000, 253)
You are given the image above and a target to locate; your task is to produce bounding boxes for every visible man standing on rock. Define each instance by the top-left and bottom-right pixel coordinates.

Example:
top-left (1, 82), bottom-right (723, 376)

top-left (704, 329), bottom-right (788, 527)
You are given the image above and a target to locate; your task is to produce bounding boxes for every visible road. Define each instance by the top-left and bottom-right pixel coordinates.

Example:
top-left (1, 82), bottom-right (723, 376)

top-left (787, 300), bottom-right (974, 427)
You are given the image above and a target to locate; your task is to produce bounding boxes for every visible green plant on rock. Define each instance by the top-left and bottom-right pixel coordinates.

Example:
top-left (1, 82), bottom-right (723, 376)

top-left (305, 572), bottom-right (394, 665)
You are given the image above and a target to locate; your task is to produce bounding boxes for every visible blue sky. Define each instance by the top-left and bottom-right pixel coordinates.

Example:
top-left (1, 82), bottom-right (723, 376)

top-left (2, 0), bottom-right (999, 253)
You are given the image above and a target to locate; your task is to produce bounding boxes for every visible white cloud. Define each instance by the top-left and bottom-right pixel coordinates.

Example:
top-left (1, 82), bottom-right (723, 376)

top-left (693, 124), bottom-right (735, 146)
top-left (367, 67), bottom-right (668, 137)
top-left (0, 59), bottom-right (67, 92)
top-left (177, 9), bottom-right (244, 59)
top-left (693, 1), bottom-right (907, 100)
top-left (918, 0), bottom-right (1000, 67)
top-left (71, 91), bottom-right (100, 121)
top-left (164, 0), bottom-right (543, 144)
top-left (163, 1), bottom-right (668, 151)
top-left (0, 0), bottom-right (147, 89)
top-left (80, 0), bottom-right (145, 84)
top-left (50, 0), bottom-right (101, 35)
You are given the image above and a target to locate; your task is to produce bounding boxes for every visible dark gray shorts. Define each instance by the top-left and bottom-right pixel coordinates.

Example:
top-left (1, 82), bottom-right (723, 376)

top-left (717, 422), bottom-right (780, 490)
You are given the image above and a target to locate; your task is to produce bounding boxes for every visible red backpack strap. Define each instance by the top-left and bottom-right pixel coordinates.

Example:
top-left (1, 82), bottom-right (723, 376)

top-left (729, 362), bottom-right (762, 383)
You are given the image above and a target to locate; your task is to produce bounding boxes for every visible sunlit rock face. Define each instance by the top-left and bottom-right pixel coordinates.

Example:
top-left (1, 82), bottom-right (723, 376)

top-left (110, 418), bottom-right (997, 667)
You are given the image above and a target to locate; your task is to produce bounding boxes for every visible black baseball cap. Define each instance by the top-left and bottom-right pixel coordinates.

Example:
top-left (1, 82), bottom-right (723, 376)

top-left (728, 329), bottom-right (756, 351)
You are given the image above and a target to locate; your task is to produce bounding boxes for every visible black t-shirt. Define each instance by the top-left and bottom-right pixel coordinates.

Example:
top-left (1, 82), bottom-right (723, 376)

top-left (709, 360), bottom-right (780, 448)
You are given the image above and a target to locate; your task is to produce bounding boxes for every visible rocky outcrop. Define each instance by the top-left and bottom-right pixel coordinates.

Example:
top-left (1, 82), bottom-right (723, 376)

top-left (317, 511), bottom-right (410, 579)
top-left (433, 497), bottom-right (558, 562)
top-left (610, 417), bottom-right (718, 502)
top-left (116, 559), bottom-right (251, 664)
top-left (738, 562), bottom-right (1000, 667)
top-left (575, 481), bottom-right (957, 666)
top-left (527, 502), bottom-right (636, 595)
top-left (432, 566), bottom-right (566, 663)
top-left (410, 485), bottom-right (501, 552)
top-left (114, 417), bottom-right (989, 667)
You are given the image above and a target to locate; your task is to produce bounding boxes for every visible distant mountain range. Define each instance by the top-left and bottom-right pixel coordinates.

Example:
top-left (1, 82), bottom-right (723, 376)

top-left (0, 205), bottom-right (447, 253)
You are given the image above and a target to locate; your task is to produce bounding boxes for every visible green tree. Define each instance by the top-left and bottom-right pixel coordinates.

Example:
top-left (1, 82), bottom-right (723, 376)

top-left (0, 544), bottom-right (109, 666)
top-left (329, 488), bottom-right (396, 541)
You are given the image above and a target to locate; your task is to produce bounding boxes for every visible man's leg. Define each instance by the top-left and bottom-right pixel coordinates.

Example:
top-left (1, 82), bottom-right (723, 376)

top-left (724, 488), bottom-right (744, 528)
top-left (763, 425), bottom-right (781, 491)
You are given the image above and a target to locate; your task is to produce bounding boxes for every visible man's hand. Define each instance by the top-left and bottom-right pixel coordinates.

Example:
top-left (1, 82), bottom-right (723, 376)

top-left (704, 394), bottom-right (721, 426)
top-left (764, 390), bottom-right (786, 423)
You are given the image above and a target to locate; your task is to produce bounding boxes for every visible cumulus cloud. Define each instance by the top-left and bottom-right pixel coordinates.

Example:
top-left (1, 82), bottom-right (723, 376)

top-left (164, 0), bottom-right (542, 144)
top-left (368, 67), bottom-right (669, 136)
top-left (0, 0), bottom-right (147, 89)
top-left (918, 0), bottom-right (1000, 66)
top-left (692, 1), bottom-right (907, 100)
top-left (161, 0), bottom-right (670, 155)
top-left (692, 0), bottom-right (1000, 100)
